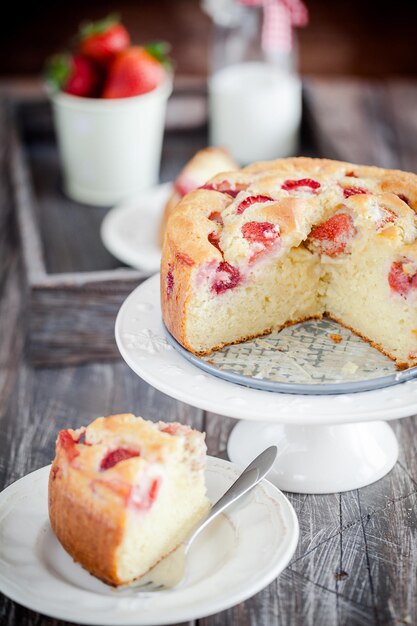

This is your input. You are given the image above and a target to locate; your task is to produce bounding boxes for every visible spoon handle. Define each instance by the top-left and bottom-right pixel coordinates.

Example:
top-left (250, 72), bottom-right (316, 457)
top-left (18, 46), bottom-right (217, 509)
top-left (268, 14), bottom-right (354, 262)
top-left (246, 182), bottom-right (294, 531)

top-left (185, 446), bottom-right (277, 551)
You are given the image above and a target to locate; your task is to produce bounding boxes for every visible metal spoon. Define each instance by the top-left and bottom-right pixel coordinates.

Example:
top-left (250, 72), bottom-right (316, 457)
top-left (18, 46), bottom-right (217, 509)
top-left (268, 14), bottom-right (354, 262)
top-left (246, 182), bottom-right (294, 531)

top-left (131, 445), bottom-right (278, 592)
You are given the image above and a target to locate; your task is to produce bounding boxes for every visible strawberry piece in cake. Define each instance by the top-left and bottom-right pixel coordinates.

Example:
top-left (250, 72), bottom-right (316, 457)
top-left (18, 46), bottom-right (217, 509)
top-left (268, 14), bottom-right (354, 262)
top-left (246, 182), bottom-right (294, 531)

top-left (212, 261), bottom-right (241, 294)
top-left (308, 213), bottom-right (357, 257)
top-left (281, 178), bottom-right (321, 192)
top-left (208, 231), bottom-right (222, 252)
top-left (166, 265), bottom-right (174, 298)
top-left (100, 448), bottom-right (140, 471)
top-left (200, 180), bottom-right (247, 197)
top-left (397, 193), bottom-right (412, 207)
top-left (342, 186), bottom-right (369, 198)
top-left (176, 252), bottom-right (195, 267)
top-left (388, 260), bottom-right (417, 297)
top-left (242, 221), bottom-right (280, 245)
top-left (236, 194), bottom-right (274, 214)
top-left (242, 221), bottom-right (281, 262)
top-left (208, 210), bottom-right (224, 225)
top-left (376, 207), bottom-right (397, 230)
top-left (49, 414), bottom-right (210, 586)
top-left (58, 429), bottom-right (83, 462)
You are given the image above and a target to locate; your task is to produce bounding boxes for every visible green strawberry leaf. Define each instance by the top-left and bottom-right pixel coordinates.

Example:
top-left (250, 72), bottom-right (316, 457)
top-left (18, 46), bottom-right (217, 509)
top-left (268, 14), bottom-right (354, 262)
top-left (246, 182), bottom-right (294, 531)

top-left (144, 41), bottom-right (172, 69)
top-left (79, 13), bottom-right (120, 40)
top-left (44, 54), bottom-right (71, 90)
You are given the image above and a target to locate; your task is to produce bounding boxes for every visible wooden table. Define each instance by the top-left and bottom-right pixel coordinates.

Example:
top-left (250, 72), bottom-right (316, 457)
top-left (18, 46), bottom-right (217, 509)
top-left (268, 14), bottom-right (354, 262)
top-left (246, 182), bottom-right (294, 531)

top-left (1, 79), bottom-right (417, 626)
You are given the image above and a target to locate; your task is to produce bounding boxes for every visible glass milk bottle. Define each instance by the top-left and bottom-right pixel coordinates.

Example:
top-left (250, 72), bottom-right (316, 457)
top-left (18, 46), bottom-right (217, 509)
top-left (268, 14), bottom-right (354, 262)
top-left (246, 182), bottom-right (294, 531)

top-left (205, 1), bottom-right (307, 165)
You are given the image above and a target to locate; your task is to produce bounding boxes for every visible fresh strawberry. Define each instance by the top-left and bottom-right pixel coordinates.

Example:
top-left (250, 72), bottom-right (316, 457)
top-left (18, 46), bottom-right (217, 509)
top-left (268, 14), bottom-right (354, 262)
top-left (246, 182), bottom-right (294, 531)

top-left (102, 45), bottom-right (168, 98)
top-left (79, 14), bottom-right (130, 66)
top-left (46, 53), bottom-right (102, 97)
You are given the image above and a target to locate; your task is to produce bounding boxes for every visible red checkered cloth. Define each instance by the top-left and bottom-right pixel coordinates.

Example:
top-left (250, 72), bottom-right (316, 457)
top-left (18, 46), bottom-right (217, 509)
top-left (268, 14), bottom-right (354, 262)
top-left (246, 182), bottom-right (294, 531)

top-left (239, 0), bottom-right (308, 52)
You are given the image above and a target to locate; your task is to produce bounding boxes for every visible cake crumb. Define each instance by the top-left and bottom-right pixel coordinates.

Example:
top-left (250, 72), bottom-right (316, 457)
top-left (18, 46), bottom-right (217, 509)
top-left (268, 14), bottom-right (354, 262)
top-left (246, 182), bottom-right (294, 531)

top-left (253, 372), bottom-right (265, 379)
top-left (341, 361), bottom-right (359, 375)
top-left (257, 339), bottom-right (274, 349)
top-left (329, 333), bottom-right (343, 344)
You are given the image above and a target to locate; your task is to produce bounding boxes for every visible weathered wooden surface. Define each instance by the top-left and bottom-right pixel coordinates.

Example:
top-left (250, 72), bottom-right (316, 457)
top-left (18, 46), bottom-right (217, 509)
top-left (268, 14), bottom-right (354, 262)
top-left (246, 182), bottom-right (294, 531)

top-left (1, 79), bottom-right (417, 626)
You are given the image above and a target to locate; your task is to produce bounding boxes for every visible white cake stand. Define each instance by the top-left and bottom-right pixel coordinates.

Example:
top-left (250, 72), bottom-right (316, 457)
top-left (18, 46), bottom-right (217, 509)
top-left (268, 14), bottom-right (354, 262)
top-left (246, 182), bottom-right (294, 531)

top-left (115, 275), bottom-right (417, 494)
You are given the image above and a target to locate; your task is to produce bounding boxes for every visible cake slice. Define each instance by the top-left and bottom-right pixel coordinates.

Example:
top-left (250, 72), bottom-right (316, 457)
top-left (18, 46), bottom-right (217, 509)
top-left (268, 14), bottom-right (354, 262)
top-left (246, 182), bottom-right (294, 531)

top-left (48, 413), bottom-right (210, 586)
top-left (159, 146), bottom-right (237, 243)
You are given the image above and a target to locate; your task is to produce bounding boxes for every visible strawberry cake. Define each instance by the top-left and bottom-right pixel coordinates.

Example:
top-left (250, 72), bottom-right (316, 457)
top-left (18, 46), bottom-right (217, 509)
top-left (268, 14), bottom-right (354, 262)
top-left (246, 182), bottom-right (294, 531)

top-left (48, 414), bottom-right (210, 586)
top-left (160, 147), bottom-right (237, 242)
top-left (161, 157), bottom-right (417, 368)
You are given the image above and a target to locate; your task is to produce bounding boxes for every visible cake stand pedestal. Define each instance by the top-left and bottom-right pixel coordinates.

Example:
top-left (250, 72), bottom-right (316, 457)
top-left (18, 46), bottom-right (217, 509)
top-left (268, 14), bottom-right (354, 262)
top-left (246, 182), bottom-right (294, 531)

top-left (115, 275), bottom-right (417, 495)
top-left (227, 420), bottom-right (398, 493)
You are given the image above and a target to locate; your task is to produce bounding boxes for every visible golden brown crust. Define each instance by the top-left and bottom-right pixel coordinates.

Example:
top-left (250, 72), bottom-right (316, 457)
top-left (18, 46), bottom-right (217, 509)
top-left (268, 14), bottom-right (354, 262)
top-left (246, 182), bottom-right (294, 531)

top-left (159, 189), bottom-right (181, 247)
top-left (161, 190), bottom-right (231, 348)
top-left (49, 468), bottom-right (124, 585)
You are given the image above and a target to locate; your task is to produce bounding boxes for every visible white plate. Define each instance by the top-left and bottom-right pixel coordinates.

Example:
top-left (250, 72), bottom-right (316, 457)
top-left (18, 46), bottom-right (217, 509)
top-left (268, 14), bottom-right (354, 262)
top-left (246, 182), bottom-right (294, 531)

top-left (100, 182), bottom-right (172, 273)
top-left (115, 274), bottom-right (417, 424)
top-left (0, 457), bottom-right (298, 625)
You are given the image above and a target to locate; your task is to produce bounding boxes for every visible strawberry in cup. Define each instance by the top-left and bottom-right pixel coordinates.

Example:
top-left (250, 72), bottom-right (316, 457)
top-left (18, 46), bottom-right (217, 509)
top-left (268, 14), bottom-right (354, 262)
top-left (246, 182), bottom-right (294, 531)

top-left (79, 14), bottom-right (131, 66)
top-left (45, 15), bottom-right (172, 206)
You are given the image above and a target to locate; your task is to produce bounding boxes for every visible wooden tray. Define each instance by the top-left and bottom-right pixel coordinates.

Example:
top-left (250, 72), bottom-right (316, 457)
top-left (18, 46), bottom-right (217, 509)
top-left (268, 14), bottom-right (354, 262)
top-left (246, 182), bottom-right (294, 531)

top-left (8, 83), bottom-right (328, 367)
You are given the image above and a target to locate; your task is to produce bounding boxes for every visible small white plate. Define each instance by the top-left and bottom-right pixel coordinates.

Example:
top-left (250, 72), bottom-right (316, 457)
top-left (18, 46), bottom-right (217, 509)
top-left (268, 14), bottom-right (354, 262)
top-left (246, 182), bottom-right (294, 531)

top-left (101, 182), bottom-right (172, 273)
top-left (0, 457), bottom-right (298, 625)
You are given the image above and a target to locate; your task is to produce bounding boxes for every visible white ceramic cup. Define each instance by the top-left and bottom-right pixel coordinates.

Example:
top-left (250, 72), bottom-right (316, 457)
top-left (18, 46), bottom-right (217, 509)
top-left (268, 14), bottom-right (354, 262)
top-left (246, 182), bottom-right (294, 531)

top-left (49, 78), bottom-right (172, 207)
